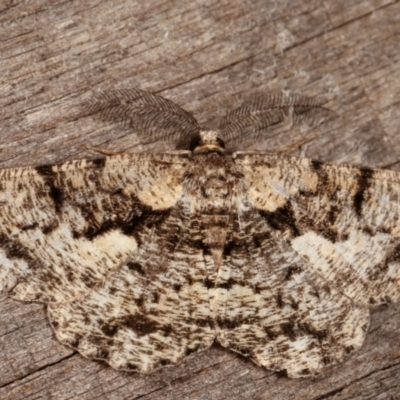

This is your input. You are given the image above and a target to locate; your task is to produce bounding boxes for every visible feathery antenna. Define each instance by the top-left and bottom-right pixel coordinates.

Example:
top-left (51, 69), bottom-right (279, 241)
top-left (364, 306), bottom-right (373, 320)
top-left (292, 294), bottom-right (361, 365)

top-left (218, 92), bottom-right (335, 144)
top-left (84, 89), bottom-right (200, 143)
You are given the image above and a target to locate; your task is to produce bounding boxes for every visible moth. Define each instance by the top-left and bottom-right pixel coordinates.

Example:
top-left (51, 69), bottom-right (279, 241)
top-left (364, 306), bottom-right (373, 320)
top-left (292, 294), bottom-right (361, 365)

top-left (1, 89), bottom-right (399, 378)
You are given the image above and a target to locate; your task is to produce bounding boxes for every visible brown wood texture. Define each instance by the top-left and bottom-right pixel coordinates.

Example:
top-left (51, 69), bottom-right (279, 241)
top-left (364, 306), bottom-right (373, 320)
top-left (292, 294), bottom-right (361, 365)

top-left (1, 0), bottom-right (400, 399)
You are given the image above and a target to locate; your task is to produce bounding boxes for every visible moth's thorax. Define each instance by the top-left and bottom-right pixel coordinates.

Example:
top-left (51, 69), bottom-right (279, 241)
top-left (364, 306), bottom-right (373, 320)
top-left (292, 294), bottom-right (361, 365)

top-left (184, 152), bottom-right (243, 209)
top-left (184, 152), bottom-right (244, 269)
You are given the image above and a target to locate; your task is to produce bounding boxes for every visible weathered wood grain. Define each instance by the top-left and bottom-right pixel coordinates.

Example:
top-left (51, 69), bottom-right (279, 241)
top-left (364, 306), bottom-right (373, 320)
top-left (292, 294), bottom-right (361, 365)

top-left (1, 0), bottom-right (400, 399)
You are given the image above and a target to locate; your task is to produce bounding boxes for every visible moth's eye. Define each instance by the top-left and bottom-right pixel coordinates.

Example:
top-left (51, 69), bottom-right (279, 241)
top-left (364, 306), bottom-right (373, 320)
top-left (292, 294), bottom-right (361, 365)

top-left (189, 136), bottom-right (202, 151)
top-left (216, 138), bottom-right (225, 148)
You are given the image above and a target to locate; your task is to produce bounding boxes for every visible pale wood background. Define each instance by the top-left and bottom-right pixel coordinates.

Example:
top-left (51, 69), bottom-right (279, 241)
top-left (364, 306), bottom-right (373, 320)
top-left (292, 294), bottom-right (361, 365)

top-left (1, 0), bottom-right (400, 399)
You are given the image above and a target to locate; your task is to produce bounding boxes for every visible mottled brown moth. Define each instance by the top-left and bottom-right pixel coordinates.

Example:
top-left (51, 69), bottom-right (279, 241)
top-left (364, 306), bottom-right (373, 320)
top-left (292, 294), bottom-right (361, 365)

top-left (1, 89), bottom-right (399, 378)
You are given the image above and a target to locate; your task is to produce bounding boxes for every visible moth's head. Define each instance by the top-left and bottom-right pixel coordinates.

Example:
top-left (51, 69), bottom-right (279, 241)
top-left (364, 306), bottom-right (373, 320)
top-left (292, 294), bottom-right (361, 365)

top-left (190, 130), bottom-right (226, 154)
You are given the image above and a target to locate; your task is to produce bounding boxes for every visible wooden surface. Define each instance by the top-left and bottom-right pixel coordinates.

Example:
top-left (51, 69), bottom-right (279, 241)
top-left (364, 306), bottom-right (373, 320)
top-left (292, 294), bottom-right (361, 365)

top-left (1, 0), bottom-right (400, 399)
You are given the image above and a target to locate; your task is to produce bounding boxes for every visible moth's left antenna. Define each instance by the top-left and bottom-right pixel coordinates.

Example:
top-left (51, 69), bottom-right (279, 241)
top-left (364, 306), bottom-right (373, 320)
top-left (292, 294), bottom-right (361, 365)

top-left (84, 89), bottom-right (201, 144)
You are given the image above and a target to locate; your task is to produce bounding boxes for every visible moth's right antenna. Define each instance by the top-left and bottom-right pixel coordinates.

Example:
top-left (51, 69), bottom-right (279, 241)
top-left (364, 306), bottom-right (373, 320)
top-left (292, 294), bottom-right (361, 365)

top-left (218, 92), bottom-right (336, 144)
top-left (84, 89), bottom-right (201, 144)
